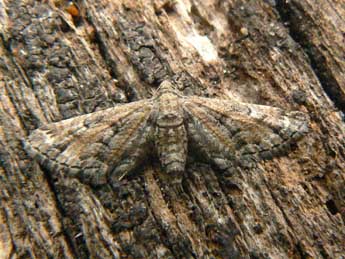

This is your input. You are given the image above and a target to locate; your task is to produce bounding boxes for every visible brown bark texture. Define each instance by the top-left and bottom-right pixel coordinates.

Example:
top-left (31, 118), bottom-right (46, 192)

top-left (0, 0), bottom-right (345, 258)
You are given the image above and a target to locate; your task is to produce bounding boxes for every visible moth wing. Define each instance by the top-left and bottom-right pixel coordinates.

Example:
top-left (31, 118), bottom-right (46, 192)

top-left (183, 96), bottom-right (309, 170)
top-left (25, 100), bottom-right (153, 185)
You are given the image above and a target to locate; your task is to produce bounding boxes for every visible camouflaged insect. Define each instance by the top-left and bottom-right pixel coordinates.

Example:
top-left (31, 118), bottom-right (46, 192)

top-left (25, 81), bottom-right (309, 185)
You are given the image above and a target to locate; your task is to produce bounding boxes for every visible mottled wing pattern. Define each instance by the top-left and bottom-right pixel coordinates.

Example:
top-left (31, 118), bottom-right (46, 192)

top-left (25, 100), bottom-right (153, 185)
top-left (183, 97), bottom-right (309, 170)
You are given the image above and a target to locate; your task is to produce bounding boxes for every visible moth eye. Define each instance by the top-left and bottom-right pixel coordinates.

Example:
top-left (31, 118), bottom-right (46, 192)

top-left (65, 2), bottom-right (79, 17)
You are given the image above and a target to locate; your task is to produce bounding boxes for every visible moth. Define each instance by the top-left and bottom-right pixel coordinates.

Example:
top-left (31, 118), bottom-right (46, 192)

top-left (25, 80), bottom-right (309, 185)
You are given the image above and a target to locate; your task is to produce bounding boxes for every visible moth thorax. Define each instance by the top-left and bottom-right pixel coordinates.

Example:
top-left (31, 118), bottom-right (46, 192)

top-left (156, 93), bottom-right (184, 128)
top-left (156, 112), bottom-right (184, 128)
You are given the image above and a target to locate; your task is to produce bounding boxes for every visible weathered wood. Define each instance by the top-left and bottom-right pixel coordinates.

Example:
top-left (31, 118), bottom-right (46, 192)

top-left (0, 0), bottom-right (344, 258)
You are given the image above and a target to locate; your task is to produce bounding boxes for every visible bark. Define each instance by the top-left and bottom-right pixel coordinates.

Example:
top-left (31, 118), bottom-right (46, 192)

top-left (0, 0), bottom-right (344, 258)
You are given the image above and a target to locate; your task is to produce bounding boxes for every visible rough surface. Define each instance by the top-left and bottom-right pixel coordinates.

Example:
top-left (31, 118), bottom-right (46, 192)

top-left (1, 0), bottom-right (345, 259)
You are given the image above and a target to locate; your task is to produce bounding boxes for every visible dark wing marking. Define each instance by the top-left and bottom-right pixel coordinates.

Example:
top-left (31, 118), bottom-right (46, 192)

top-left (25, 100), bottom-right (153, 185)
top-left (183, 96), bottom-right (309, 170)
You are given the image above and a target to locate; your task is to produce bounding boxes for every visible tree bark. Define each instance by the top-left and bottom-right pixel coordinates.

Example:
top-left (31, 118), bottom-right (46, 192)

top-left (0, 0), bottom-right (344, 258)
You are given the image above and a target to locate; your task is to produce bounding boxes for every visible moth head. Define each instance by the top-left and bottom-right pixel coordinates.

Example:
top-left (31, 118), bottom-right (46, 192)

top-left (155, 80), bottom-right (182, 98)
